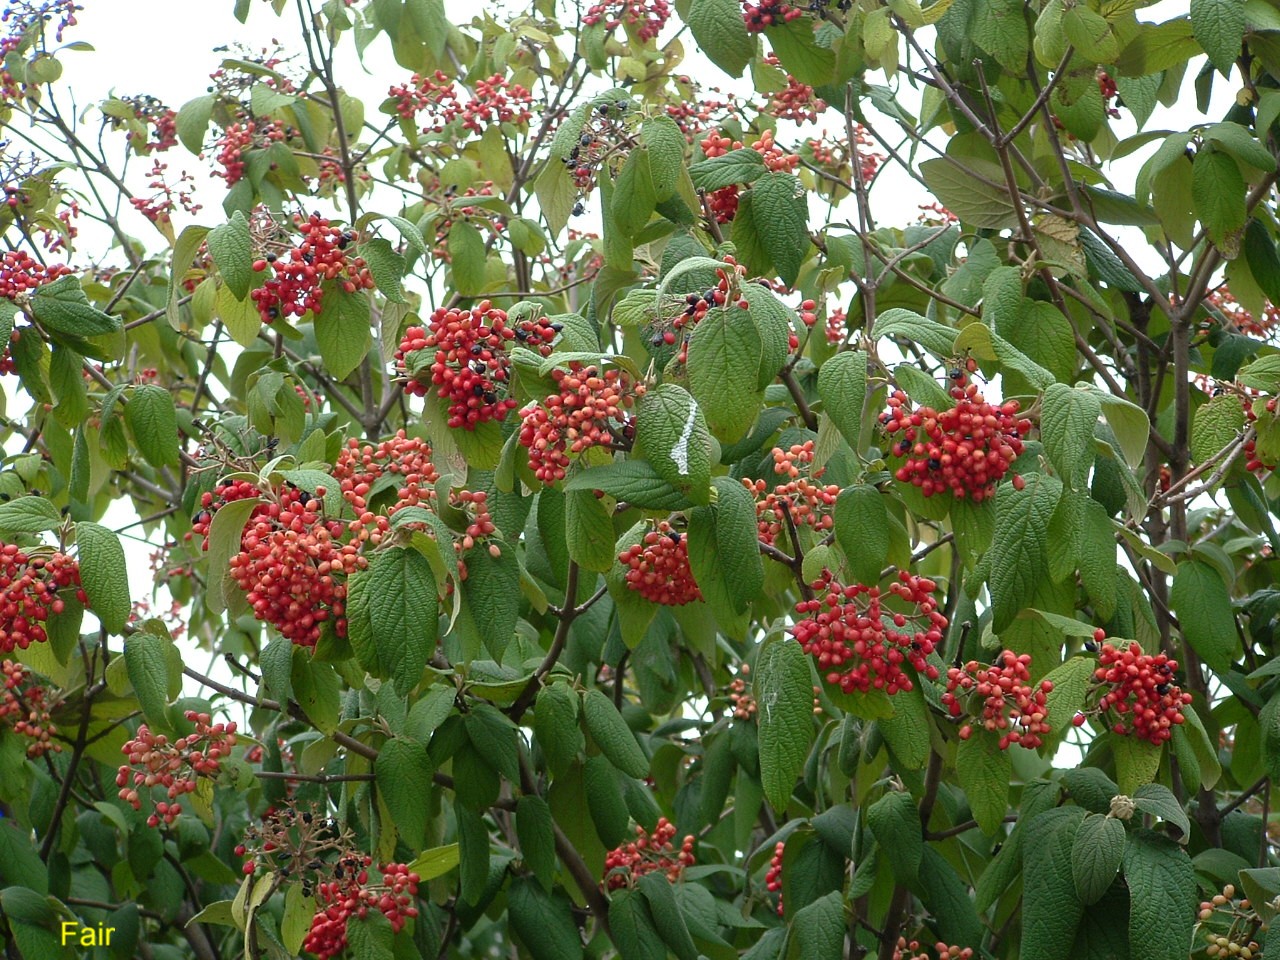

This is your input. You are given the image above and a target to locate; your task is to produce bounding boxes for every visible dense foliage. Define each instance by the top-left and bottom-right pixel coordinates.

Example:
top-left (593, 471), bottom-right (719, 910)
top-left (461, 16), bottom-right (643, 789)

top-left (0, 0), bottom-right (1278, 957)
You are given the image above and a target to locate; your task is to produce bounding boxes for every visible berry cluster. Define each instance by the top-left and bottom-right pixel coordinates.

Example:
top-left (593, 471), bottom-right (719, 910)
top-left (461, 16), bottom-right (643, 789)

top-left (1091, 641), bottom-right (1191, 745)
top-left (210, 118), bottom-right (294, 185)
top-left (1207, 287), bottom-right (1280, 338)
top-left (824, 306), bottom-right (848, 345)
top-left (942, 651), bottom-right (1053, 750)
top-left (0, 659), bottom-right (60, 758)
top-left (742, 0), bottom-right (803, 31)
top-left (228, 486), bottom-right (364, 647)
top-left (603, 818), bottom-right (695, 890)
top-left (745, 441), bottom-right (840, 548)
top-left (330, 431), bottom-right (441, 541)
top-left (583, 0), bottom-right (671, 41)
top-left (728, 664), bottom-right (756, 720)
top-left (648, 256), bottom-right (750, 363)
top-left (1197, 884), bottom-right (1263, 960)
top-left (517, 364), bottom-right (643, 482)
top-left (765, 841), bottom-right (784, 916)
top-left (880, 370), bottom-right (1031, 502)
top-left (388, 70), bottom-right (532, 135)
top-left (116, 710), bottom-right (238, 826)
top-left (916, 202), bottom-right (959, 226)
top-left (396, 302), bottom-right (558, 428)
top-left (894, 940), bottom-right (974, 960)
top-left (122, 95), bottom-right (178, 153)
top-left (129, 161), bottom-right (201, 225)
top-left (766, 72), bottom-right (826, 125)
top-left (618, 521), bottom-right (703, 606)
top-left (1098, 71), bottom-right (1121, 119)
top-left (1243, 394), bottom-right (1278, 474)
top-left (790, 571), bottom-right (946, 695)
top-left (304, 861), bottom-right (420, 960)
top-left (248, 214), bottom-right (374, 324)
top-left (557, 99), bottom-right (634, 197)
top-left (663, 79), bottom-right (744, 141)
top-left (0, 542), bottom-right (88, 653)
top-left (0, 249), bottom-right (72, 299)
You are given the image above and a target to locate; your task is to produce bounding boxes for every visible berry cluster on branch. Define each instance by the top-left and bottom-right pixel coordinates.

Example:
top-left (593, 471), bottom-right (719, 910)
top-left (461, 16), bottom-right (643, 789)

top-left (942, 651), bottom-right (1053, 749)
top-left (1089, 640), bottom-right (1191, 745)
top-left (517, 363), bottom-right (643, 482)
top-left (116, 710), bottom-right (237, 826)
top-left (618, 521), bottom-right (703, 606)
top-left (603, 817), bottom-right (695, 889)
top-left (0, 659), bottom-right (60, 757)
top-left (791, 571), bottom-right (946, 695)
top-left (880, 369), bottom-right (1031, 501)
top-left (248, 213), bottom-right (374, 324)
top-left (0, 541), bottom-right (88, 653)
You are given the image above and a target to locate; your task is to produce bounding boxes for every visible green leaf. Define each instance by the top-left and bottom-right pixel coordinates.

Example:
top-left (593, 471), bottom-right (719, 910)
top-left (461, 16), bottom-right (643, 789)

top-left (1116, 19), bottom-right (1201, 75)
top-left (534, 681), bottom-right (583, 777)
top-left (74, 521), bottom-right (130, 634)
top-left (448, 221), bottom-right (488, 297)
top-left (405, 843), bottom-right (460, 881)
top-left (360, 237), bottom-right (407, 303)
top-left (686, 0), bottom-right (754, 76)
top-left (1022, 807), bottom-right (1086, 957)
top-left (582, 688), bottom-right (650, 779)
top-left (346, 908), bottom-right (395, 960)
top-left (987, 474), bottom-right (1062, 631)
top-left (789, 890), bottom-right (844, 960)
top-left (31, 275), bottom-right (119, 339)
top-left (637, 873), bottom-right (698, 960)
top-left (124, 628), bottom-right (181, 728)
top-left (348, 546), bottom-right (438, 696)
top-left (755, 638), bottom-right (815, 811)
top-left (635, 384), bottom-right (712, 505)
top-left (1192, 0), bottom-right (1247, 75)
top-left (686, 306), bottom-right (764, 443)
top-left (1124, 830), bottom-right (1196, 960)
top-left (877, 681), bottom-right (930, 770)
top-left (508, 877), bottom-right (585, 960)
top-left (564, 460), bottom-right (693, 509)
top-left (613, 148), bottom-right (657, 238)
top-left (970, 0), bottom-right (1030, 69)
top-left (204, 496), bottom-right (259, 614)
top-left (712, 476), bottom-right (765, 607)
top-left (1192, 393), bottom-right (1247, 465)
top-left (314, 285), bottom-right (371, 380)
top-left (750, 173), bottom-right (809, 286)
top-left (461, 544), bottom-right (519, 661)
top-left (1132, 783), bottom-right (1191, 838)
top-left (290, 651), bottom-right (342, 734)
top-left (641, 117), bottom-right (685, 202)
top-left (564, 489), bottom-right (616, 574)
top-left (1193, 149), bottom-right (1247, 250)
top-left (867, 791), bottom-right (922, 882)
top-left (1113, 734), bottom-right (1163, 795)
top-left (816, 350), bottom-right (867, 448)
top-left (919, 157), bottom-right (1019, 229)
top-left (175, 94), bottom-right (215, 153)
top-left (957, 732), bottom-right (1011, 834)
top-left (535, 162), bottom-right (576, 239)
top-left (834, 486), bottom-right (890, 585)
top-left (281, 884), bottom-right (315, 955)
top-left (689, 149), bottom-right (766, 192)
top-left (871, 308), bottom-right (958, 357)
top-left (1072, 813), bottom-right (1126, 905)
top-left (1063, 6), bottom-right (1121, 62)
top-left (1098, 393), bottom-right (1151, 470)
top-left (609, 888), bottom-right (667, 960)
top-left (1042, 383), bottom-right (1102, 490)
top-left (124, 384), bottom-right (180, 468)
top-left (207, 212), bottom-right (254, 300)
top-left (376, 737), bottom-right (433, 850)
top-left (0, 496), bottom-right (61, 535)
top-left (0, 822), bottom-right (47, 894)
top-left (1169, 560), bottom-right (1237, 673)
top-left (515, 796), bottom-right (557, 891)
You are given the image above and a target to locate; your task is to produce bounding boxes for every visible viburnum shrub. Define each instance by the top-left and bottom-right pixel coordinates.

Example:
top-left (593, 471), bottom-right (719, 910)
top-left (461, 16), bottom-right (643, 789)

top-left (942, 652), bottom-right (1053, 749)
top-left (116, 710), bottom-right (238, 826)
top-left (6, 1), bottom-right (1280, 957)
top-left (791, 571), bottom-right (945, 694)
top-left (603, 817), bottom-right (695, 889)
top-left (881, 368), bottom-right (1031, 501)
top-left (618, 520), bottom-right (703, 605)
